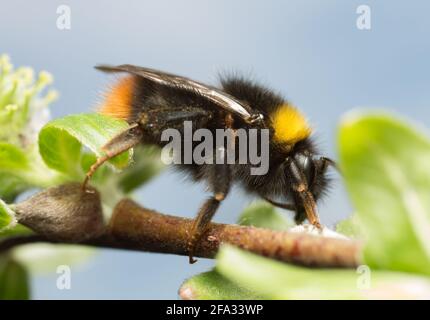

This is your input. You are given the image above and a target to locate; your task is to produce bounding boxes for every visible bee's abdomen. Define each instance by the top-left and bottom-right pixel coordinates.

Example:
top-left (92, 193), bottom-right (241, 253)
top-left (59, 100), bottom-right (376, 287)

top-left (98, 75), bottom-right (136, 121)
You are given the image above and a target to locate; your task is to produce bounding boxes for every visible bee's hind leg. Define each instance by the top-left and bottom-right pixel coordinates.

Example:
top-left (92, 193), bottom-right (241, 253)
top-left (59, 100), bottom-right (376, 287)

top-left (187, 156), bottom-right (231, 264)
top-left (82, 123), bottom-right (143, 191)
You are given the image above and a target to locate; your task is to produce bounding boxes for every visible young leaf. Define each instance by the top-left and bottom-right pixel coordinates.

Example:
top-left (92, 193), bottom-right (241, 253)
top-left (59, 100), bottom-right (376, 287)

top-left (335, 215), bottom-right (362, 239)
top-left (0, 198), bottom-right (16, 231)
top-left (0, 224), bottom-right (32, 239)
top-left (0, 172), bottom-right (30, 202)
top-left (339, 112), bottom-right (430, 275)
top-left (237, 202), bottom-right (293, 231)
top-left (0, 142), bottom-right (30, 171)
top-left (117, 146), bottom-right (164, 193)
top-left (0, 256), bottom-right (30, 300)
top-left (12, 244), bottom-right (95, 275)
top-left (80, 152), bottom-right (112, 184)
top-left (179, 271), bottom-right (262, 300)
top-left (0, 142), bottom-right (32, 200)
top-left (216, 245), bottom-right (430, 299)
top-left (39, 113), bottom-right (132, 178)
top-left (0, 142), bottom-right (57, 199)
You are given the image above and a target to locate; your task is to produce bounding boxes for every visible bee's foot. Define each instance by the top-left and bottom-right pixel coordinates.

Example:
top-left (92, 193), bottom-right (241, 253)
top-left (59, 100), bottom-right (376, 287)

top-left (188, 255), bottom-right (198, 264)
top-left (313, 221), bottom-right (323, 233)
top-left (81, 176), bottom-right (91, 192)
top-left (187, 238), bottom-right (199, 264)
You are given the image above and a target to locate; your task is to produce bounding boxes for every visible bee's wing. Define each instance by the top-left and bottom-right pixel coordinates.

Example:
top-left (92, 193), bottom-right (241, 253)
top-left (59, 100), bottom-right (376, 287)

top-left (95, 64), bottom-right (264, 124)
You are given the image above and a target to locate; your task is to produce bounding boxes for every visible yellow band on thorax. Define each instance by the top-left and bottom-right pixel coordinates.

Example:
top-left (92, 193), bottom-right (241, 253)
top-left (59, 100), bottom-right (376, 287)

top-left (270, 104), bottom-right (311, 145)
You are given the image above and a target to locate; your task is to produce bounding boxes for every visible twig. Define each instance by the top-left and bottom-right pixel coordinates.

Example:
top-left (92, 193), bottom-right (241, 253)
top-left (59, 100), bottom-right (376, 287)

top-left (1, 197), bottom-right (362, 268)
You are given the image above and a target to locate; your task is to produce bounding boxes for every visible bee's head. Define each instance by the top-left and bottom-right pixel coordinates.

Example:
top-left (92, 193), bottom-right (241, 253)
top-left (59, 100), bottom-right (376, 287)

top-left (290, 153), bottom-right (317, 188)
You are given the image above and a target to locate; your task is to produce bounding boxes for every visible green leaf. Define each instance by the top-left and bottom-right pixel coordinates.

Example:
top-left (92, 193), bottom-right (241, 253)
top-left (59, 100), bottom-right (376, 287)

top-left (0, 198), bottom-right (16, 231)
top-left (0, 224), bottom-right (32, 239)
top-left (0, 142), bottom-right (48, 202)
top-left (0, 172), bottom-right (30, 202)
top-left (335, 215), bottom-right (362, 239)
top-left (80, 152), bottom-right (111, 184)
top-left (216, 245), bottom-right (430, 299)
top-left (179, 271), bottom-right (262, 300)
top-left (237, 202), bottom-right (293, 231)
top-left (0, 142), bottom-right (30, 171)
top-left (39, 113), bottom-right (132, 177)
top-left (117, 146), bottom-right (164, 193)
top-left (12, 244), bottom-right (95, 275)
top-left (0, 256), bottom-right (30, 300)
top-left (0, 143), bottom-right (36, 200)
top-left (338, 112), bottom-right (430, 275)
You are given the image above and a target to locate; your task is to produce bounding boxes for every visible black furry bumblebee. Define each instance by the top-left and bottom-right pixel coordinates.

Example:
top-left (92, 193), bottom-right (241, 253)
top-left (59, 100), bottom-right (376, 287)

top-left (83, 64), bottom-right (336, 263)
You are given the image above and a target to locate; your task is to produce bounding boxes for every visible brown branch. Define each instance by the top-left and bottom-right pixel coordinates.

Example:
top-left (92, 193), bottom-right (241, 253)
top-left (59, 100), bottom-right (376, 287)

top-left (104, 199), bottom-right (362, 268)
top-left (0, 235), bottom-right (48, 252)
top-left (2, 182), bottom-right (362, 268)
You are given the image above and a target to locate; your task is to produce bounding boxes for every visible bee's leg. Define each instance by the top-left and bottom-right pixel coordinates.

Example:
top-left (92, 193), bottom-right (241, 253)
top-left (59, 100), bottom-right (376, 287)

top-left (296, 190), bottom-right (321, 229)
top-left (187, 160), bottom-right (231, 264)
top-left (293, 156), bottom-right (339, 228)
top-left (286, 157), bottom-right (322, 229)
top-left (291, 178), bottom-right (321, 229)
top-left (187, 112), bottom-right (235, 263)
top-left (82, 124), bottom-right (143, 190)
top-left (83, 109), bottom-right (211, 190)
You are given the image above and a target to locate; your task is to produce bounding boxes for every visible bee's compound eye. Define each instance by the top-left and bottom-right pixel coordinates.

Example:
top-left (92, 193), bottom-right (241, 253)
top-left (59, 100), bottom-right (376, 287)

top-left (294, 154), bottom-right (315, 185)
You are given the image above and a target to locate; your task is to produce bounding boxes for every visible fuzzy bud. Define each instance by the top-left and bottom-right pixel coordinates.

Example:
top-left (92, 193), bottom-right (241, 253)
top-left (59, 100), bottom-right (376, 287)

top-left (15, 183), bottom-right (105, 242)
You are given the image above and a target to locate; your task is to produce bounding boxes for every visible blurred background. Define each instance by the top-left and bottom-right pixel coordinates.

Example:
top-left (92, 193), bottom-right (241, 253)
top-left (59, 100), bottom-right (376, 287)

top-left (1, 0), bottom-right (429, 299)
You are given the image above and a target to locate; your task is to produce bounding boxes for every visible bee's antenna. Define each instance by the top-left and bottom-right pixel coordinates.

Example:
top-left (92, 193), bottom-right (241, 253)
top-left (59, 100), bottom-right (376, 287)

top-left (320, 156), bottom-right (338, 172)
top-left (262, 196), bottom-right (296, 211)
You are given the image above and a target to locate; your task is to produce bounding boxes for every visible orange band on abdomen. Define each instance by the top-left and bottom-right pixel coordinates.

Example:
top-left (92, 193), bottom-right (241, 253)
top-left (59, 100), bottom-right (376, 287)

top-left (99, 76), bottom-right (135, 120)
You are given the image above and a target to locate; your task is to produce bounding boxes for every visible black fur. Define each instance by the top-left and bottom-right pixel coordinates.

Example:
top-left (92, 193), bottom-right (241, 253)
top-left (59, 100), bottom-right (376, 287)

top-left (97, 65), bottom-right (332, 228)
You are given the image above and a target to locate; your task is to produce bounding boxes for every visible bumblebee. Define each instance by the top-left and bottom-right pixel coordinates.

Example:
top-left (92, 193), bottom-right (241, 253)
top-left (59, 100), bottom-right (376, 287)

top-left (84, 64), bottom-right (336, 263)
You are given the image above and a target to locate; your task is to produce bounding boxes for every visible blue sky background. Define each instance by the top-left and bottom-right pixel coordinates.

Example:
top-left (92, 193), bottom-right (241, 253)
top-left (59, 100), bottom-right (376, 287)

top-left (1, 0), bottom-right (429, 299)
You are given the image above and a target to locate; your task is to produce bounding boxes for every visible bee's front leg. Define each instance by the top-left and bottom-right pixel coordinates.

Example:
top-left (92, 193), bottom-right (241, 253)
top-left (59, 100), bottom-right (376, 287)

top-left (82, 123), bottom-right (143, 191)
